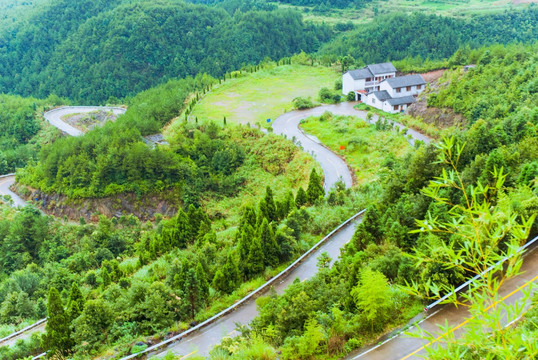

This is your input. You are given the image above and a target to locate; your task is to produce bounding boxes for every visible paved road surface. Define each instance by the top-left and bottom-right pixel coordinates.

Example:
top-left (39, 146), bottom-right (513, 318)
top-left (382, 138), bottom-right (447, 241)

top-left (0, 175), bottom-right (26, 207)
top-left (346, 244), bottom-right (538, 360)
top-left (272, 102), bottom-right (431, 192)
top-left (43, 106), bottom-right (126, 137)
top-left (0, 322), bottom-right (46, 348)
top-left (151, 217), bottom-right (360, 358)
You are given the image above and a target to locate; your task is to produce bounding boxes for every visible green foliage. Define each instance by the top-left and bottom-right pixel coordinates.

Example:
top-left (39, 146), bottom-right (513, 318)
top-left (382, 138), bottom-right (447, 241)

top-left (295, 187), bottom-right (308, 208)
top-left (293, 96), bottom-right (315, 110)
top-left (321, 10), bottom-right (538, 66)
top-left (351, 267), bottom-right (392, 331)
top-left (405, 137), bottom-right (536, 358)
top-left (318, 86), bottom-right (341, 104)
top-left (1, 1), bottom-right (333, 103)
top-left (41, 287), bottom-right (72, 356)
top-left (306, 168), bottom-right (324, 204)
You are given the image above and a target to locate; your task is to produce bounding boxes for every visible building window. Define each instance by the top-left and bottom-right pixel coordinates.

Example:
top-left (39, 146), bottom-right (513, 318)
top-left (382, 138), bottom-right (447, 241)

top-left (396, 88), bottom-right (401, 93)
top-left (393, 105), bottom-right (398, 110)
top-left (406, 86), bottom-right (411, 91)
top-left (417, 85), bottom-right (422, 90)
top-left (366, 77), bottom-right (371, 82)
top-left (372, 98), bottom-right (375, 104)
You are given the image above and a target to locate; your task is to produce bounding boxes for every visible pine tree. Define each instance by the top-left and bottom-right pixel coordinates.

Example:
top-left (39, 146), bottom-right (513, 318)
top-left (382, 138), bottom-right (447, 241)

top-left (67, 282), bottom-right (85, 322)
top-left (263, 186), bottom-right (277, 222)
top-left (101, 266), bottom-right (111, 288)
top-left (214, 252), bottom-right (241, 293)
top-left (182, 268), bottom-right (206, 319)
top-left (306, 168), bottom-right (325, 204)
top-left (187, 204), bottom-right (202, 243)
top-left (41, 287), bottom-right (73, 356)
top-left (238, 224), bottom-right (255, 264)
top-left (259, 218), bottom-right (279, 267)
top-left (195, 262), bottom-right (209, 302)
top-left (247, 236), bottom-right (265, 277)
top-left (166, 208), bottom-right (191, 248)
top-left (295, 187), bottom-right (308, 208)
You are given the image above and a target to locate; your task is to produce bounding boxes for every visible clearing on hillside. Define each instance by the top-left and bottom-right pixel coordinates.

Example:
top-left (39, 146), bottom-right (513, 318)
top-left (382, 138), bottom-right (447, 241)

top-left (189, 64), bottom-right (339, 128)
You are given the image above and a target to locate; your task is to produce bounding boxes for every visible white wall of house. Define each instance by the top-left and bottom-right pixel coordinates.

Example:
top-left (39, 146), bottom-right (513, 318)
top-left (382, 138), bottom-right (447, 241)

top-left (380, 82), bottom-right (425, 98)
top-left (364, 93), bottom-right (378, 108)
top-left (342, 73), bottom-right (366, 95)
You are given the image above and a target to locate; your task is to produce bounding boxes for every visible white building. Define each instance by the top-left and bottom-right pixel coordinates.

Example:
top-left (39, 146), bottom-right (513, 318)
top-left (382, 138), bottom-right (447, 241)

top-left (343, 63), bottom-right (427, 114)
top-left (342, 63), bottom-right (397, 99)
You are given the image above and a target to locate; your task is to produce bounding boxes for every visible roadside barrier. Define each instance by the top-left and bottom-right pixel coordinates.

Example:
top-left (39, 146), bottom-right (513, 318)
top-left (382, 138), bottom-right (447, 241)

top-left (425, 234), bottom-right (538, 311)
top-left (120, 208), bottom-right (366, 359)
top-left (0, 318), bottom-right (47, 345)
top-left (0, 173), bottom-right (15, 179)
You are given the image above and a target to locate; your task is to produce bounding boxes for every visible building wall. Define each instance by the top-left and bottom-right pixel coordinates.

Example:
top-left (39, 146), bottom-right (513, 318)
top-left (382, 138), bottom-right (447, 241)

top-left (342, 74), bottom-right (366, 95)
top-left (380, 82), bottom-right (425, 98)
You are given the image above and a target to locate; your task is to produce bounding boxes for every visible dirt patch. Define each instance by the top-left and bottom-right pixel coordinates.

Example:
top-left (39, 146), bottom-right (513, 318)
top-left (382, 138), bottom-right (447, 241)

top-left (407, 68), bottom-right (466, 129)
top-left (419, 69), bottom-right (446, 83)
top-left (62, 110), bottom-right (119, 132)
top-left (513, 0), bottom-right (537, 4)
top-left (12, 183), bottom-right (177, 221)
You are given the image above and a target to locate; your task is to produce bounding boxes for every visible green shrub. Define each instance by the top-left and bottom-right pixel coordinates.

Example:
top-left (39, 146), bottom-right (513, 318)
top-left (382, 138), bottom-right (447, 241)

top-left (293, 96), bottom-right (314, 109)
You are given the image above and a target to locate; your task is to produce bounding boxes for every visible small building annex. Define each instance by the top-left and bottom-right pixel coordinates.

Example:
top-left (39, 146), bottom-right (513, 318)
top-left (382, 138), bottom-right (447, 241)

top-left (342, 63), bottom-right (426, 114)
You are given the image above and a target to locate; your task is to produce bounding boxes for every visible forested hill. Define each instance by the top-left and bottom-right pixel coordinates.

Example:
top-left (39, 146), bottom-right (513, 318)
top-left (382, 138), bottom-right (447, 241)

top-left (0, 0), bottom-right (331, 103)
top-left (320, 9), bottom-right (538, 64)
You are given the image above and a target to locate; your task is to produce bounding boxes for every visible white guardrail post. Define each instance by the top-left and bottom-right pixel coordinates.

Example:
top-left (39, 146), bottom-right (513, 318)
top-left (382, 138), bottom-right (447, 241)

top-left (119, 209), bottom-right (366, 360)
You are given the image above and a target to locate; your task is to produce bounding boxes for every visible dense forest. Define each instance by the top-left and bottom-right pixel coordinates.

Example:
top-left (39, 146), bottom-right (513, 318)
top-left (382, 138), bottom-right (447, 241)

top-left (0, 94), bottom-right (65, 173)
top-left (1, 1), bottom-right (536, 103)
top-left (0, 0), bottom-right (332, 103)
top-left (320, 10), bottom-right (538, 66)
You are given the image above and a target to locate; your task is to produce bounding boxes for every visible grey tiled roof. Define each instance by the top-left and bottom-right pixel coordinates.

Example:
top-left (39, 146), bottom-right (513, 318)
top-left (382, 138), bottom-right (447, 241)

top-left (371, 90), bottom-right (391, 101)
top-left (346, 68), bottom-right (373, 80)
top-left (387, 95), bottom-right (416, 106)
top-left (366, 62), bottom-right (397, 75)
top-left (384, 74), bottom-right (426, 88)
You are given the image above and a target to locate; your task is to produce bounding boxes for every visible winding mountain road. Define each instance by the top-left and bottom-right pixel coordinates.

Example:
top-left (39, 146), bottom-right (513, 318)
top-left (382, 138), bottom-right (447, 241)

top-left (0, 106), bottom-right (126, 208)
top-left (272, 102), bottom-right (430, 191)
top-left (43, 106), bottom-right (126, 137)
top-left (143, 104), bottom-right (432, 359)
top-left (0, 175), bottom-right (26, 207)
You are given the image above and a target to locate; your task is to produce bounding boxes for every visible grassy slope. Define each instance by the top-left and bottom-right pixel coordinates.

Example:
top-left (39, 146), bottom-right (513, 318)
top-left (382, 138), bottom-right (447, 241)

top-left (301, 113), bottom-right (411, 184)
top-left (189, 64), bottom-right (339, 127)
top-left (277, 0), bottom-right (528, 24)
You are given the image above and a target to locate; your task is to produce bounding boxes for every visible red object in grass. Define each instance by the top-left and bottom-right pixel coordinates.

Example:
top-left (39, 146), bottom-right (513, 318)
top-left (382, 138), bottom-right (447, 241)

top-left (340, 145), bottom-right (345, 150)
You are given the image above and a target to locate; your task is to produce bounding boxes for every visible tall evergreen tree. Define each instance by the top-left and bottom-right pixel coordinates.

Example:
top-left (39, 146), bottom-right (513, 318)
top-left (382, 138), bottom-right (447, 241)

top-left (41, 287), bottom-right (73, 357)
top-left (247, 236), bottom-right (265, 277)
top-left (101, 266), bottom-right (111, 288)
top-left (259, 218), bottom-right (280, 267)
top-left (182, 268), bottom-right (206, 319)
top-left (295, 187), bottom-right (308, 208)
top-left (67, 282), bottom-right (85, 322)
top-left (238, 224), bottom-right (255, 264)
top-left (195, 262), bottom-right (209, 302)
top-left (212, 252), bottom-right (241, 293)
top-left (306, 168), bottom-right (325, 204)
top-left (263, 186), bottom-right (277, 222)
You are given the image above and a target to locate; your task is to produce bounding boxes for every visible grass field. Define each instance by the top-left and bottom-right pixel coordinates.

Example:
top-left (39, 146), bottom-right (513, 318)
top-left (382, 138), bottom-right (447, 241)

top-left (189, 64), bottom-right (340, 128)
top-left (301, 113), bottom-right (412, 184)
top-left (276, 0), bottom-right (530, 24)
